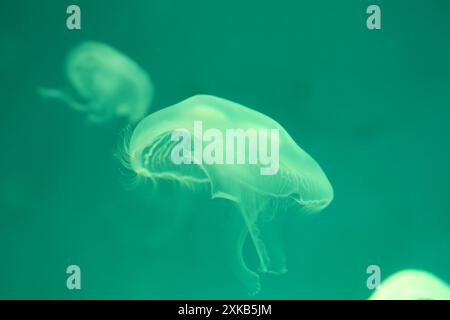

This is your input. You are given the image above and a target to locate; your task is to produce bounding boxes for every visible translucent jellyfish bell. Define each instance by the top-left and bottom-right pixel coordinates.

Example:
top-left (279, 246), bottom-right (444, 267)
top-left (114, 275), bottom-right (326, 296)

top-left (38, 41), bottom-right (154, 123)
top-left (370, 270), bottom-right (450, 300)
top-left (123, 95), bottom-right (333, 294)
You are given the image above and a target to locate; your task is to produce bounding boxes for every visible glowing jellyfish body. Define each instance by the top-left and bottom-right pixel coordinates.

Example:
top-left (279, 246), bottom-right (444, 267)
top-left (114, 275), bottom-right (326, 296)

top-left (39, 41), bottom-right (153, 123)
top-left (124, 95), bottom-right (333, 294)
top-left (370, 270), bottom-right (450, 300)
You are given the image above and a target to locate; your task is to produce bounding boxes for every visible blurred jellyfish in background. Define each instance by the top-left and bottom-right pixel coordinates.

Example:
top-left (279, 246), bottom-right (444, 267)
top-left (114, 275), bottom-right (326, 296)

top-left (370, 270), bottom-right (450, 300)
top-left (121, 95), bottom-right (333, 294)
top-left (38, 41), bottom-right (154, 124)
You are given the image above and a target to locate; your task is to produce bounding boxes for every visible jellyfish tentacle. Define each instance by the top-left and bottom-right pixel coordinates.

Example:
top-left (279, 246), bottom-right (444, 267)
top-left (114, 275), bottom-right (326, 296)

top-left (225, 209), bottom-right (261, 296)
top-left (256, 217), bottom-right (287, 275)
top-left (246, 224), bottom-right (269, 273)
top-left (244, 218), bottom-right (287, 275)
top-left (232, 192), bottom-right (272, 274)
top-left (37, 87), bottom-right (88, 112)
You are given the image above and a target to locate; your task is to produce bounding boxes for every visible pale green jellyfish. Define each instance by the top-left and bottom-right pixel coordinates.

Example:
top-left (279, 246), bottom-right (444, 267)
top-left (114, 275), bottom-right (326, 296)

top-left (370, 270), bottom-right (450, 300)
top-left (122, 95), bottom-right (333, 294)
top-left (38, 41), bottom-right (153, 123)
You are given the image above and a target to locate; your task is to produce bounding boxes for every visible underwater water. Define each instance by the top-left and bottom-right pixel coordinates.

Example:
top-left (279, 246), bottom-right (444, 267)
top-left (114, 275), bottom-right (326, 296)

top-left (0, 0), bottom-right (449, 299)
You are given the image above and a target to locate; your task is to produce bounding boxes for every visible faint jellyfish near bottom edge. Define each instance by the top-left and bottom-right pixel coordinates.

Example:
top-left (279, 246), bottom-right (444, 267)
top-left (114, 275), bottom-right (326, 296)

top-left (38, 41), bottom-right (154, 124)
top-left (121, 95), bottom-right (334, 295)
top-left (369, 270), bottom-right (450, 300)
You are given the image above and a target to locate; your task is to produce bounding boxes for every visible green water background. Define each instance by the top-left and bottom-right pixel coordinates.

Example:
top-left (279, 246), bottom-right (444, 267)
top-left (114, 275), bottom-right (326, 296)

top-left (0, 0), bottom-right (449, 299)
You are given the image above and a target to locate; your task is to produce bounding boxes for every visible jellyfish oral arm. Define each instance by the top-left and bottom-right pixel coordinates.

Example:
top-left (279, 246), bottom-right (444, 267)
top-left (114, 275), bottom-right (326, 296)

top-left (170, 121), bottom-right (280, 175)
top-left (37, 87), bottom-right (87, 112)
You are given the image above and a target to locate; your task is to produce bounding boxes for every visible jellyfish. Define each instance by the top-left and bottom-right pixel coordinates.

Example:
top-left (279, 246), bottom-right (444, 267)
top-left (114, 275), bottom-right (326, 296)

top-left (122, 95), bottom-right (333, 294)
top-left (38, 41), bottom-right (154, 123)
top-left (369, 270), bottom-right (450, 300)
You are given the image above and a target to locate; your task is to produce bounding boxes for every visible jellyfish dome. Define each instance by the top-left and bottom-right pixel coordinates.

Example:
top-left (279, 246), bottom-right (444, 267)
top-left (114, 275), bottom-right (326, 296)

top-left (38, 41), bottom-right (154, 123)
top-left (123, 95), bottom-right (333, 294)
top-left (369, 270), bottom-right (450, 300)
